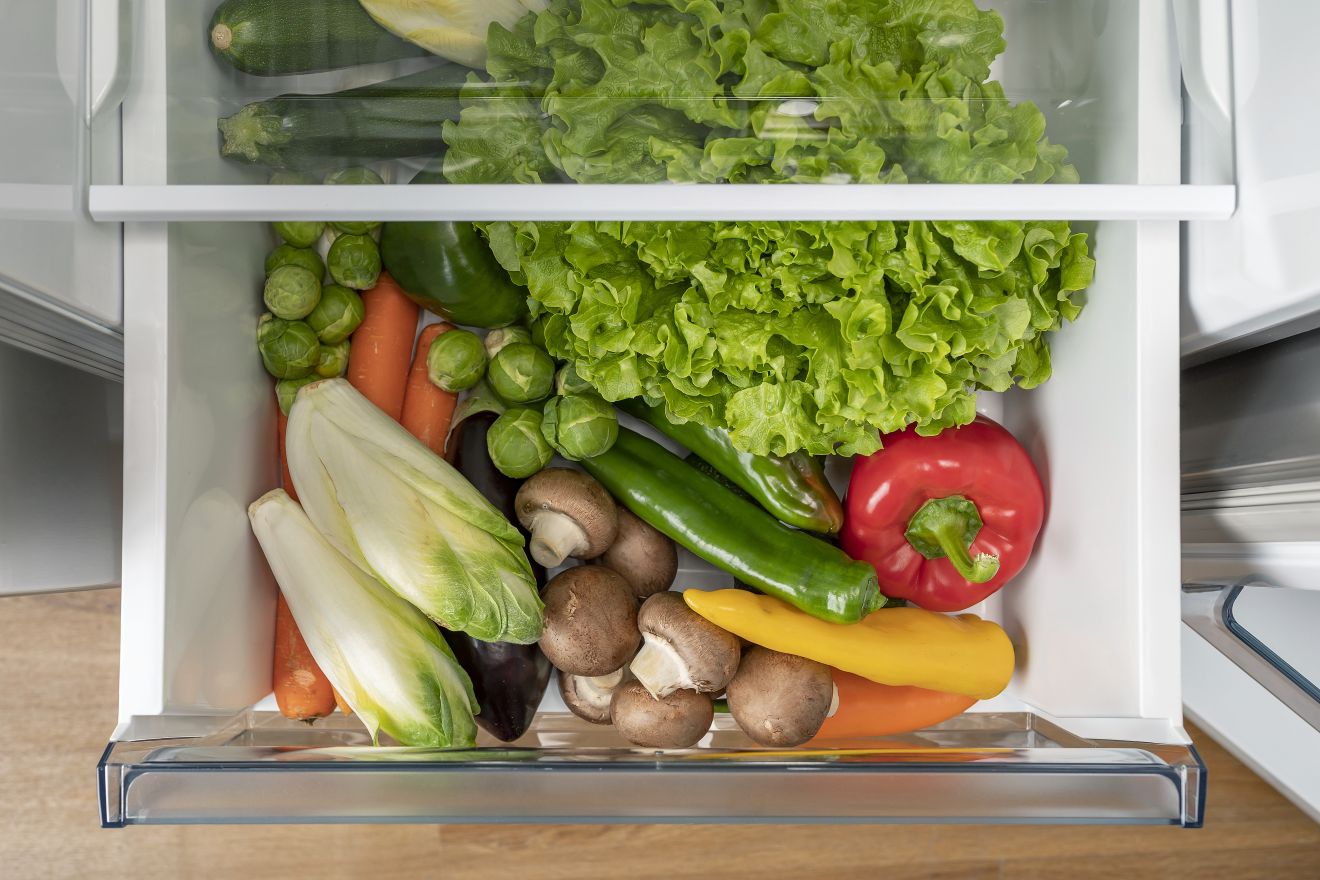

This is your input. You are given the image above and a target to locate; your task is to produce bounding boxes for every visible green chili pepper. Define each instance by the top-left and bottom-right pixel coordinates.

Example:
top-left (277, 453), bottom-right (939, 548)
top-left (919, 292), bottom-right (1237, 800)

top-left (621, 399), bottom-right (844, 534)
top-left (581, 428), bottom-right (880, 624)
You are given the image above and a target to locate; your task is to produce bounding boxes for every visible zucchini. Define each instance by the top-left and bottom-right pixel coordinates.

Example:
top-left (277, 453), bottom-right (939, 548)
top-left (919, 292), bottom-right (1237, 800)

top-left (218, 66), bottom-right (471, 170)
top-left (209, 0), bottom-right (427, 76)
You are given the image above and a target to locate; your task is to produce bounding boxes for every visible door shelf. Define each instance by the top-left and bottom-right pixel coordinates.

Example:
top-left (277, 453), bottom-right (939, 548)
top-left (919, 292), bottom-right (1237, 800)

top-left (99, 711), bottom-right (1206, 827)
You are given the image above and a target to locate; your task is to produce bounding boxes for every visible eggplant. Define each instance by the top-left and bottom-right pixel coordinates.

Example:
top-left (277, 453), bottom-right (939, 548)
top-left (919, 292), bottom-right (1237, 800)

top-left (444, 411), bottom-right (552, 742)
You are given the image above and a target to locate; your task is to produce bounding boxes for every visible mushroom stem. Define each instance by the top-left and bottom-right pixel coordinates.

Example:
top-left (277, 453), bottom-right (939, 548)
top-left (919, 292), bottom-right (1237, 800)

top-left (827, 682), bottom-right (840, 719)
top-left (528, 511), bottom-right (590, 568)
top-left (580, 669), bottom-right (625, 705)
top-left (630, 634), bottom-right (696, 698)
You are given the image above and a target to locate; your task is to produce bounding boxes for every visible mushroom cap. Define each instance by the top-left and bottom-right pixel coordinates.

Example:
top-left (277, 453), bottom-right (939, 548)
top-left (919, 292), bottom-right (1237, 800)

top-left (515, 468), bottom-right (619, 560)
top-left (636, 591), bottom-right (741, 693)
top-left (599, 507), bottom-right (678, 601)
top-left (538, 566), bottom-right (641, 677)
top-left (611, 681), bottom-right (713, 749)
top-left (559, 668), bottom-right (625, 725)
top-left (726, 647), bottom-right (834, 747)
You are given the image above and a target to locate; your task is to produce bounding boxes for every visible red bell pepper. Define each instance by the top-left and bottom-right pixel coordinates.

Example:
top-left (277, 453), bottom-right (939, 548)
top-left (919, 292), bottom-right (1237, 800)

top-left (841, 415), bottom-right (1044, 612)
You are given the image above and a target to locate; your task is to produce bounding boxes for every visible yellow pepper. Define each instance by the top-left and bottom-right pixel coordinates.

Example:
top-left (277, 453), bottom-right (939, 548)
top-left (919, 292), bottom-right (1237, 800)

top-left (683, 589), bottom-right (1014, 700)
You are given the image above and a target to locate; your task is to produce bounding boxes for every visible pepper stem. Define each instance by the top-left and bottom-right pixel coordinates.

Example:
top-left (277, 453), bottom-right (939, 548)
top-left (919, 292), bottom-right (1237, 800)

top-left (904, 496), bottom-right (1000, 584)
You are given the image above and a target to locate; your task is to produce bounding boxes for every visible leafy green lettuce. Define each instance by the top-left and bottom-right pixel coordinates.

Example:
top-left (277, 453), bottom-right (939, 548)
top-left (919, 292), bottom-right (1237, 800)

top-left (444, 0), bottom-right (1077, 186)
top-left (485, 219), bottom-right (1092, 456)
top-left (443, 0), bottom-right (1095, 456)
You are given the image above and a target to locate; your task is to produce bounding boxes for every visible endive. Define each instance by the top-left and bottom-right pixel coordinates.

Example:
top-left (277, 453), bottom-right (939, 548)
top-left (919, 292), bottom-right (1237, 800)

top-left (249, 489), bottom-right (479, 747)
top-left (287, 378), bottom-right (543, 643)
top-left (357, 0), bottom-right (548, 68)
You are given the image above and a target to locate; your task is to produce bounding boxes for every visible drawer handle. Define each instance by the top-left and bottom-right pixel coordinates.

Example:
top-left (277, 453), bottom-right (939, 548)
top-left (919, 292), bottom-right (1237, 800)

top-left (1182, 580), bottom-right (1320, 733)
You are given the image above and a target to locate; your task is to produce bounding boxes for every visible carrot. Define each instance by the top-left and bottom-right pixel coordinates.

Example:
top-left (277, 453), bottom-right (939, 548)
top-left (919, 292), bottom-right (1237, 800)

top-left (272, 592), bottom-right (336, 722)
top-left (333, 688), bottom-right (353, 717)
top-left (346, 272), bottom-right (421, 420)
top-left (809, 671), bottom-right (977, 742)
top-left (272, 394), bottom-right (333, 720)
top-left (400, 322), bottom-right (458, 456)
top-left (277, 409), bottom-right (298, 502)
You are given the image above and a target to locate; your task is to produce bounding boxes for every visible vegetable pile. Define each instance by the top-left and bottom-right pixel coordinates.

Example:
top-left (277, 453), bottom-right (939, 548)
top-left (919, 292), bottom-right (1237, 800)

top-left (211, 0), bottom-right (1087, 751)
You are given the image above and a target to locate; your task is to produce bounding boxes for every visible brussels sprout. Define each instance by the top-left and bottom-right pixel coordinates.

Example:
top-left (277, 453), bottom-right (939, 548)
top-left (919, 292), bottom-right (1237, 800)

top-left (426, 329), bottom-right (486, 392)
top-left (305, 284), bottom-right (365, 345)
top-left (528, 319), bottom-right (549, 351)
top-left (325, 167), bottom-right (384, 234)
top-left (484, 326), bottom-right (532, 359)
top-left (273, 221), bottom-right (325, 249)
top-left (258, 314), bottom-right (320, 379)
top-left (555, 363), bottom-right (594, 397)
top-left (276, 375), bottom-right (318, 415)
top-left (327, 234), bottom-right (382, 290)
top-left (264, 265), bottom-right (322, 320)
top-left (541, 394), bottom-right (619, 461)
top-left (269, 171), bottom-right (317, 186)
top-left (265, 244), bottom-right (324, 280)
top-left (486, 408), bottom-right (553, 479)
top-left (487, 343), bottom-right (554, 405)
top-left (315, 339), bottom-right (351, 378)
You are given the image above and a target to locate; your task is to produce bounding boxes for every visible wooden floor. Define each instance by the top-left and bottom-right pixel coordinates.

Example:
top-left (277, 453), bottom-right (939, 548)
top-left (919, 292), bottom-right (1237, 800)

top-left (1, 589), bottom-right (1317, 879)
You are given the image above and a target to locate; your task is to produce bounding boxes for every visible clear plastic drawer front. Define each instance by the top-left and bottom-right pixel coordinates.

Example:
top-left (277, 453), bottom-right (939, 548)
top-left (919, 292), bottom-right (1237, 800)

top-left (100, 712), bottom-right (1205, 826)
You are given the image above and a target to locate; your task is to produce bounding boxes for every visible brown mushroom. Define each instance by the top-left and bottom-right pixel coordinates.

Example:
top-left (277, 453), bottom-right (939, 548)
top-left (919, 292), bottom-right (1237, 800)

top-left (599, 507), bottom-right (678, 601)
top-left (726, 647), bottom-right (835, 747)
top-left (559, 668), bottom-right (627, 725)
top-left (515, 468), bottom-right (619, 568)
top-left (538, 566), bottom-right (640, 676)
top-left (610, 681), bottom-right (713, 749)
top-left (628, 591), bottom-right (740, 698)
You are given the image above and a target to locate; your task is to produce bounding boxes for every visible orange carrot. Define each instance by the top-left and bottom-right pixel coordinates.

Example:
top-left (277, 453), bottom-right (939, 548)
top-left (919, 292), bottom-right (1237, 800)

top-left (347, 272), bottom-right (420, 420)
top-left (333, 688), bottom-right (353, 717)
top-left (809, 671), bottom-right (977, 742)
top-left (277, 409), bottom-right (298, 502)
top-left (400, 322), bottom-right (458, 456)
top-left (273, 592), bottom-right (336, 722)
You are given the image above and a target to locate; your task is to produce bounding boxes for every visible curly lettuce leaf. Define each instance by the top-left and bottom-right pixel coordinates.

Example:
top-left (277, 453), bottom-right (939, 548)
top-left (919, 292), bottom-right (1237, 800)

top-left (445, 0), bottom-right (1074, 186)
top-left (492, 219), bottom-right (1093, 456)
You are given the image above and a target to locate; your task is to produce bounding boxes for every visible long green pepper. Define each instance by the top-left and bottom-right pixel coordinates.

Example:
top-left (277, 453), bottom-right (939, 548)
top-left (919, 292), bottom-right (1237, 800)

top-left (581, 428), bottom-right (882, 624)
top-left (621, 400), bottom-right (844, 534)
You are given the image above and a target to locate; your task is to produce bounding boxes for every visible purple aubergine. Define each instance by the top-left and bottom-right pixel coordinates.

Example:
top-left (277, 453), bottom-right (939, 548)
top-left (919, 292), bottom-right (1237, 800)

top-left (443, 411), bottom-right (551, 741)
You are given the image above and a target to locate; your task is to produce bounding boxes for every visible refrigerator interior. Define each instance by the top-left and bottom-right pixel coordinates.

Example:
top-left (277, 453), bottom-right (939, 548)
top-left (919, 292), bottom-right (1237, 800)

top-left (100, 0), bottom-right (1206, 825)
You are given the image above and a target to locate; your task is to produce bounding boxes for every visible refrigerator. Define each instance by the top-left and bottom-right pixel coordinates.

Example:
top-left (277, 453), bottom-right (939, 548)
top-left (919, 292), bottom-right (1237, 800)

top-left (2, 0), bottom-right (1318, 827)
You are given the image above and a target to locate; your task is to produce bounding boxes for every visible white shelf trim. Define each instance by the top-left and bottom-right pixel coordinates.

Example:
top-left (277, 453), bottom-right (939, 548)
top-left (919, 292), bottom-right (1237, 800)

top-left (90, 184), bottom-right (1237, 222)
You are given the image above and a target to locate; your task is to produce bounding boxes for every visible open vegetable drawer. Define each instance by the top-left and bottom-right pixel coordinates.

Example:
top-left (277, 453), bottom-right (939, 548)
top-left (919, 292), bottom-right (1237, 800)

top-left (102, 215), bottom-right (1201, 826)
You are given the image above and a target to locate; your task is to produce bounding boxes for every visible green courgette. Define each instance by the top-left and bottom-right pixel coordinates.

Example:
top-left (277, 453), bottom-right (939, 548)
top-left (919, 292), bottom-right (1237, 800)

top-left (218, 66), bottom-right (470, 170)
top-left (581, 428), bottom-right (882, 624)
top-left (209, 0), bottom-right (427, 76)
top-left (379, 168), bottom-right (529, 328)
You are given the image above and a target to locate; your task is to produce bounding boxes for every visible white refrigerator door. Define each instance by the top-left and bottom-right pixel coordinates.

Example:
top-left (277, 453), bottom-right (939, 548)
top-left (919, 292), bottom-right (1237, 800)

top-left (1182, 1), bottom-right (1320, 362)
top-left (0, 0), bottom-right (123, 380)
top-left (0, 1), bottom-right (124, 593)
